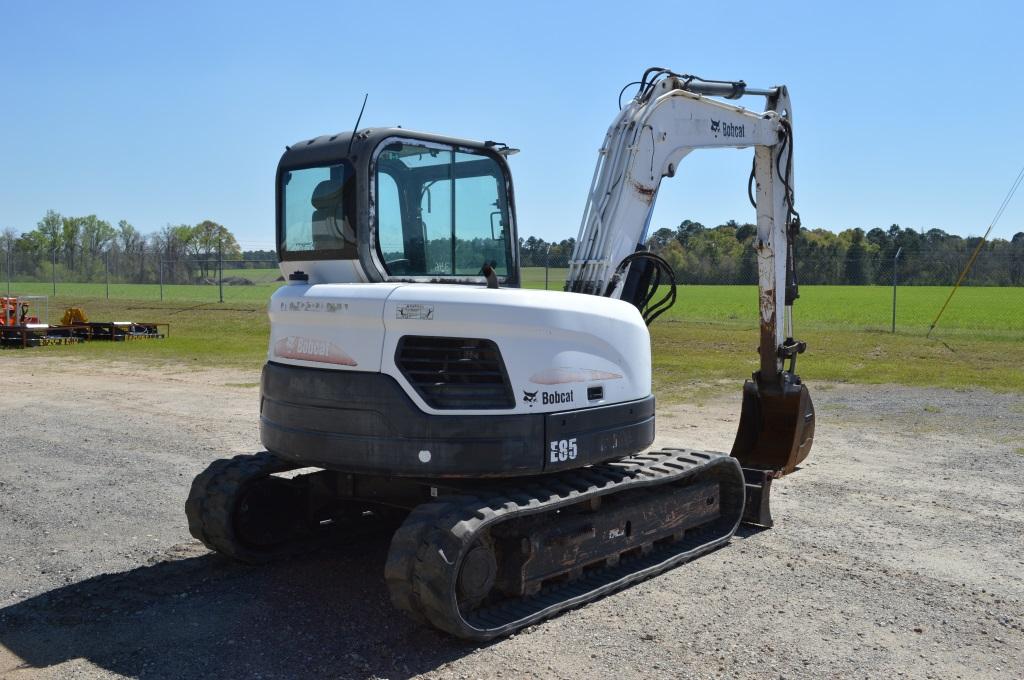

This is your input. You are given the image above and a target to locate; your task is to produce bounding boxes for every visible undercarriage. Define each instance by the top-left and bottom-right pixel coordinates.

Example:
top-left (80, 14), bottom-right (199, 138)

top-left (185, 448), bottom-right (773, 641)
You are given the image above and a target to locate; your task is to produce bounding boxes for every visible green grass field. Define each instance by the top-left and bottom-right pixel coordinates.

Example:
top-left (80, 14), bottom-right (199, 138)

top-left (521, 268), bottom-right (1023, 336)
top-left (5, 272), bottom-right (1022, 395)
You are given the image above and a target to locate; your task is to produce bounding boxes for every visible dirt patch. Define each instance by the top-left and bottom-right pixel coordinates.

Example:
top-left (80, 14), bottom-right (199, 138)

top-left (1, 359), bottom-right (1021, 679)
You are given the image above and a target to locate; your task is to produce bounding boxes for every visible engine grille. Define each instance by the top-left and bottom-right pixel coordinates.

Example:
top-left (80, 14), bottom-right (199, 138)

top-left (395, 336), bottom-right (514, 410)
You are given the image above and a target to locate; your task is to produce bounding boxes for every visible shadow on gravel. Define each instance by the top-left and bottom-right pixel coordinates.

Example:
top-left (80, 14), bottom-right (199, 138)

top-left (734, 524), bottom-right (771, 539)
top-left (0, 536), bottom-right (477, 679)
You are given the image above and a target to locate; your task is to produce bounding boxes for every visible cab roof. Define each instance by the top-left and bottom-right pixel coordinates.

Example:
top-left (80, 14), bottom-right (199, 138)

top-left (277, 127), bottom-right (504, 171)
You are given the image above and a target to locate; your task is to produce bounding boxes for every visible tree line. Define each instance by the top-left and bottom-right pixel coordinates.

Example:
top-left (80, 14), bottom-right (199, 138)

top-left (5, 209), bottom-right (1022, 286)
top-left (518, 236), bottom-right (577, 267)
top-left (521, 222), bottom-right (1024, 286)
top-left (0, 210), bottom-right (275, 284)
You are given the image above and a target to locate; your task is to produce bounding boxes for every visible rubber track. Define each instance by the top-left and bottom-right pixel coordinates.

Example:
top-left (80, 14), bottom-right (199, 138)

top-left (185, 451), bottom-right (301, 563)
top-left (384, 449), bottom-right (745, 640)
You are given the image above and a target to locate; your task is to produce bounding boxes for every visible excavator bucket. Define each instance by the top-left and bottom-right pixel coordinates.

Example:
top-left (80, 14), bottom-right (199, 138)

top-left (730, 373), bottom-right (815, 476)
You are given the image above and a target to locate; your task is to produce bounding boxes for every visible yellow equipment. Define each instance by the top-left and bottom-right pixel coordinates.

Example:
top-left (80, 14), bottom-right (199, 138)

top-left (60, 307), bottom-right (89, 326)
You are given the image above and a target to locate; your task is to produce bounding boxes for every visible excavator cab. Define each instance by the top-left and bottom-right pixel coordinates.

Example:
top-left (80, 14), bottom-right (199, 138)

top-left (276, 129), bottom-right (520, 288)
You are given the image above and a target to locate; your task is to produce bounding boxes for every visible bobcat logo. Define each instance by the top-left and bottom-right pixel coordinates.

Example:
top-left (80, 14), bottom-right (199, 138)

top-left (710, 119), bottom-right (720, 134)
top-left (522, 390), bottom-right (538, 405)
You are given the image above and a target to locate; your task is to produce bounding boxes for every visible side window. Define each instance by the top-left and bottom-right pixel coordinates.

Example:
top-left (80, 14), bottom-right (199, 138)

top-left (283, 166), bottom-right (331, 253)
top-left (281, 162), bottom-right (356, 259)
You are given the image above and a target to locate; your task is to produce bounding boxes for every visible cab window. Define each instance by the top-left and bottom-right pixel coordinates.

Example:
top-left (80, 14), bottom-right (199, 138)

top-left (375, 141), bottom-right (511, 278)
top-left (280, 161), bottom-right (356, 259)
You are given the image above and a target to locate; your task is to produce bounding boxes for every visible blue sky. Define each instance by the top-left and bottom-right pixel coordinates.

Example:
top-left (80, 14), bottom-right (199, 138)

top-left (1, 1), bottom-right (1022, 249)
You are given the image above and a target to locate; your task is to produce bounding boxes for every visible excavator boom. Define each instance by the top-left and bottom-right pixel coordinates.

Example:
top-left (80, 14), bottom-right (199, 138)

top-left (568, 69), bottom-right (814, 475)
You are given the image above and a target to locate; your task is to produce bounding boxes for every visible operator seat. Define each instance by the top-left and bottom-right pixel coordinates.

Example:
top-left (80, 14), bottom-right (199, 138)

top-left (311, 179), bottom-right (356, 254)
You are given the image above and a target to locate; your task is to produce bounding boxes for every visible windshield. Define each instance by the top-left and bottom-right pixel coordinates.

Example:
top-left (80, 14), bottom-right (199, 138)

top-left (280, 161), bottom-right (356, 259)
top-left (375, 141), bottom-right (511, 278)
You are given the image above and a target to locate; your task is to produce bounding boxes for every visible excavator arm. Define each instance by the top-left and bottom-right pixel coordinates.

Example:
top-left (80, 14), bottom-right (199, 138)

top-left (568, 69), bottom-right (814, 475)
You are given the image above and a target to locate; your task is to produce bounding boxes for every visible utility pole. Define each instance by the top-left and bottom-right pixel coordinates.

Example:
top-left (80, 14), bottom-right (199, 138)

top-left (52, 248), bottom-right (56, 296)
top-left (891, 247), bottom-right (902, 333)
top-left (159, 253), bottom-right (164, 302)
top-left (105, 250), bottom-right (110, 300)
top-left (5, 247), bottom-right (10, 296)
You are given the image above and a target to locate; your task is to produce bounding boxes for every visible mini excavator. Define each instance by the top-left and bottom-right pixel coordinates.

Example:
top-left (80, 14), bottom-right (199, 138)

top-left (186, 68), bottom-right (815, 640)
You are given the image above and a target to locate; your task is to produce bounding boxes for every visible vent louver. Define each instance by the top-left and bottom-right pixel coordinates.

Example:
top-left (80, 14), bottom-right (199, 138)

top-left (396, 336), bottom-right (514, 410)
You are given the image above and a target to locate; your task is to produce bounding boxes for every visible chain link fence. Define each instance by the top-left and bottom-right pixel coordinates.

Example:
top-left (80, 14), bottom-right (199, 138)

top-left (0, 247), bottom-right (280, 303)
top-left (525, 249), bottom-right (1024, 290)
top-left (2, 245), bottom-right (1021, 303)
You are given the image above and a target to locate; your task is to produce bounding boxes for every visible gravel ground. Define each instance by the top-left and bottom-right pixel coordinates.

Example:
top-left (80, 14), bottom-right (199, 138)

top-left (1, 358), bottom-right (1022, 680)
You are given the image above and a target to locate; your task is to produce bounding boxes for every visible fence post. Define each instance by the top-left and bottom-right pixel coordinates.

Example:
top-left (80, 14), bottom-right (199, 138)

top-left (891, 247), bottom-right (902, 333)
top-left (52, 248), bottom-right (56, 297)
top-left (218, 238), bottom-right (224, 303)
top-left (544, 245), bottom-right (550, 290)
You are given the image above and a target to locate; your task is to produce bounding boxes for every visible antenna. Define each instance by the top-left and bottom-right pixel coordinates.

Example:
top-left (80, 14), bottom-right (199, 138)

top-left (347, 93), bottom-right (369, 155)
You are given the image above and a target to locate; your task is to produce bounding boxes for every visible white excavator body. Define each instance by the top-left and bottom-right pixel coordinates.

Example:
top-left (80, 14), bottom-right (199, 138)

top-left (187, 67), bottom-right (815, 641)
top-left (268, 282), bottom-right (652, 417)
